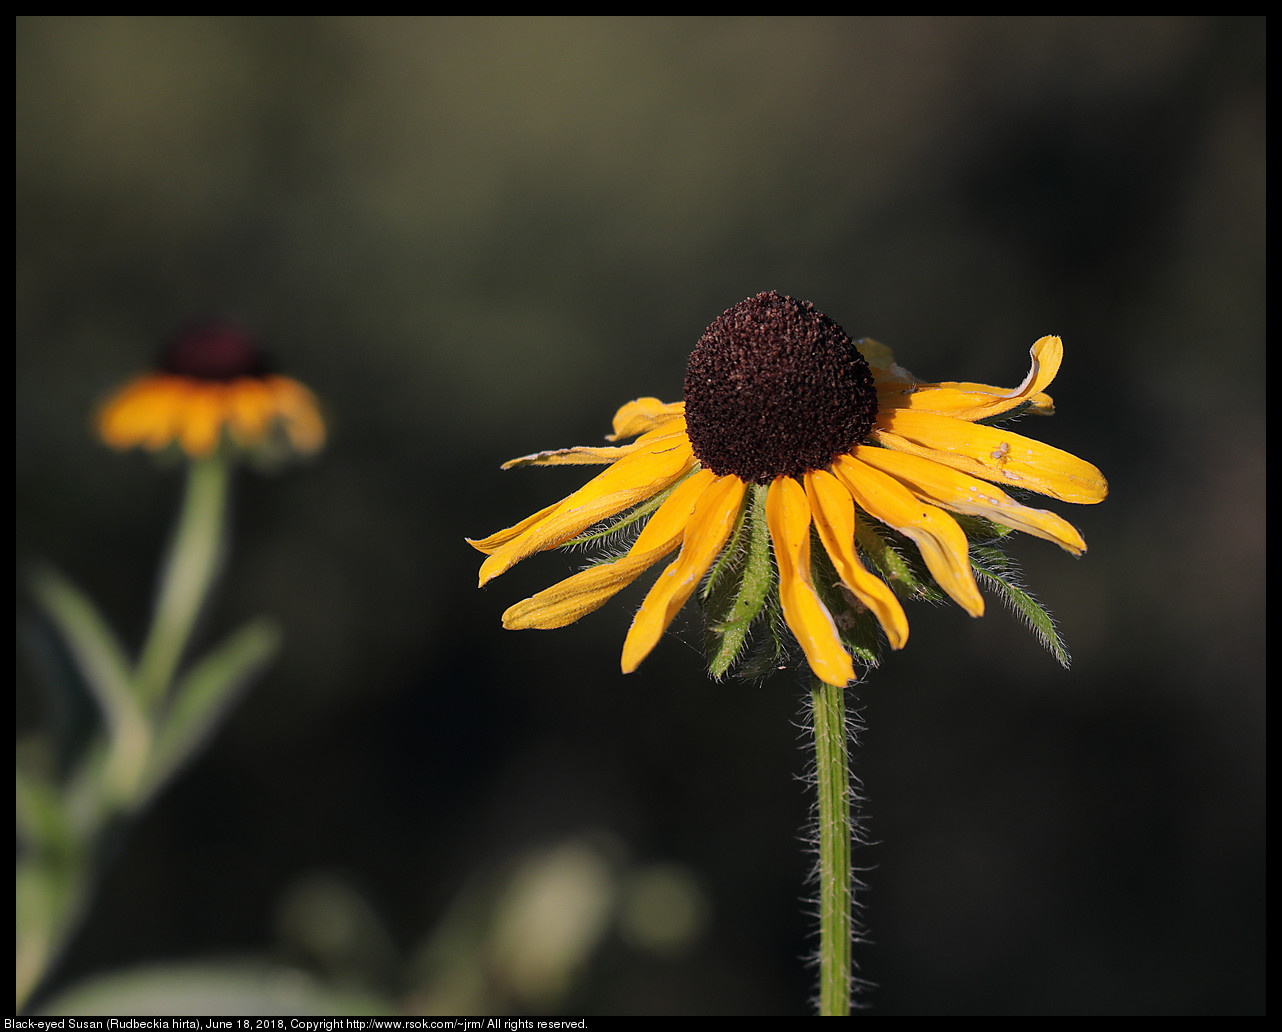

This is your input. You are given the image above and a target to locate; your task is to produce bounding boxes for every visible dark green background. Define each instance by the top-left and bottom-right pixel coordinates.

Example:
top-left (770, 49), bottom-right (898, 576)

top-left (16, 17), bottom-right (1264, 1015)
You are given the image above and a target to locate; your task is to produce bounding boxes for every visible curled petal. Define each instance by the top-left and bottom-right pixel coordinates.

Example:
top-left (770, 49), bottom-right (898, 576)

top-left (765, 476), bottom-right (855, 687)
top-left (621, 474), bottom-right (746, 673)
top-left (880, 336), bottom-right (1063, 421)
top-left (833, 454), bottom-right (985, 617)
top-left (872, 408), bottom-right (1108, 505)
top-left (852, 445), bottom-right (1088, 555)
top-left (607, 397), bottom-right (686, 441)
top-left (477, 433), bottom-right (696, 586)
top-left (804, 470), bottom-right (909, 649)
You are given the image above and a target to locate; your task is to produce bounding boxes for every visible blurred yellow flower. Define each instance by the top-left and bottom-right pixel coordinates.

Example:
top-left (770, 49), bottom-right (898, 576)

top-left (97, 320), bottom-right (325, 461)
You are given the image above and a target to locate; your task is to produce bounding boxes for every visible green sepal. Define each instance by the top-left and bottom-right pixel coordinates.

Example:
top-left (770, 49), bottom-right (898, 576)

top-left (952, 513), bottom-right (1015, 544)
top-left (702, 484), bottom-right (775, 679)
top-left (560, 486), bottom-right (674, 551)
top-left (733, 589), bottom-right (790, 682)
top-left (969, 544), bottom-right (1071, 668)
top-left (854, 519), bottom-right (942, 603)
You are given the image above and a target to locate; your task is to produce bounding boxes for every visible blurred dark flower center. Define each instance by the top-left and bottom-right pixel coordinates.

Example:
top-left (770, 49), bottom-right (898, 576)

top-left (159, 320), bottom-right (271, 381)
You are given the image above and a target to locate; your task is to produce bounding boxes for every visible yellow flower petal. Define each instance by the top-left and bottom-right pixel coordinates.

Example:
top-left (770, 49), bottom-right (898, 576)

top-left (629, 468), bottom-right (718, 552)
top-left (606, 397), bottom-right (686, 441)
top-left (883, 335), bottom-right (1063, 421)
top-left (765, 476), bottom-right (855, 687)
top-left (177, 385), bottom-right (226, 458)
top-left (502, 445), bottom-right (642, 468)
top-left (832, 454), bottom-right (984, 617)
top-left (225, 377), bottom-right (275, 444)
top-left (621, 473), bottom-right (746, 674)
top-left (502, 549), bottom-right (670, 630)
top-left (96, 376), bottom-right (160, 449)
top-left (140, 379), bottom-right (191, 450)
top-left (872, 408), bottom-right (1108, 505)
top-left (478, 433), bottom-right (696, 586)
top-left (102, 376), bottom-right (191, 451)
top-left (466, 501), bottom-right (563, 555)
top-left (503, 420), bottom-right (687, 468)
top-left (268, 377), bottom-right (326, 454)
top-left (502, 469), bottom-right (717, 630)
top-left (851, 445), bottom-right (1088, 555)
top-left (856, 338), bottom-right (915, 390)
top-left (804, 469), bottom-right (909, 649)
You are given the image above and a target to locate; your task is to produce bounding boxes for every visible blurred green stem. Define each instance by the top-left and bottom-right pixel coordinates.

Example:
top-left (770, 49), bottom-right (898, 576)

top-left (135, 455), bottom-right (228, 709)
top-left (17, 454), bottom-right (238, 1013)
top-left (811, 675), bottom-right (852, 1016)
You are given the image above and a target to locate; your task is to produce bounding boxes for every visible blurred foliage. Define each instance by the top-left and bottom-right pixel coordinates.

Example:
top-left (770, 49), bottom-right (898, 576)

top-left (17, 16), bottom-right (1263, 1015)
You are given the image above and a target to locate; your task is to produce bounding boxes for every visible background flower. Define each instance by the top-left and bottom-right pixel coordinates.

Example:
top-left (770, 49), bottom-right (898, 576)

top-left (96, 319), bottom-right (325, 462)
top-left (17, 17), bottom-right (1262, 1015)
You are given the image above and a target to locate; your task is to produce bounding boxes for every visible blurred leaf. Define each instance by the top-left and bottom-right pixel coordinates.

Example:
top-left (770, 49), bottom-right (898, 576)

top-left (14, 766), bottom-right (71, 855)
top-left (37, 961), bottom-right (391, 1016)
top-left (145, 617), bottom-right (281, 797)
top-left (16, 855), bottom-right (92, 1014)
top-left (275, 871), bottom-right (400, 995)
top-left (28, 565), bottom-right (141, 736)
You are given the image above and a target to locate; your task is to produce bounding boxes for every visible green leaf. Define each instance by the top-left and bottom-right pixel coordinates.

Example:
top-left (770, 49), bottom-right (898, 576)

top-left (144, 617), bottom-right (281, 799)
top-left (27, 565), bottom-right (141, 733)
top-left (970, 544), bottom-right (1071, 668)
top-left (16, 853), bottom-right (93, 1012)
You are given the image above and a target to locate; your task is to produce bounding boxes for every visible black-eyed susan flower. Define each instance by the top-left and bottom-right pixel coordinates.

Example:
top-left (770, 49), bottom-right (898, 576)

top-left (97, 319), bottom-right (325, 462)
top-left (470, 291), bottom-right (1107, 688)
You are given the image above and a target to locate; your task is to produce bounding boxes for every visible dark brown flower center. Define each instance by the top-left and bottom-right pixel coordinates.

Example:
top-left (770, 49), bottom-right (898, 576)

top-left (683, 292), bottom-right (878, 484)
top-left (158, 319), bottom-right (271, 380)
